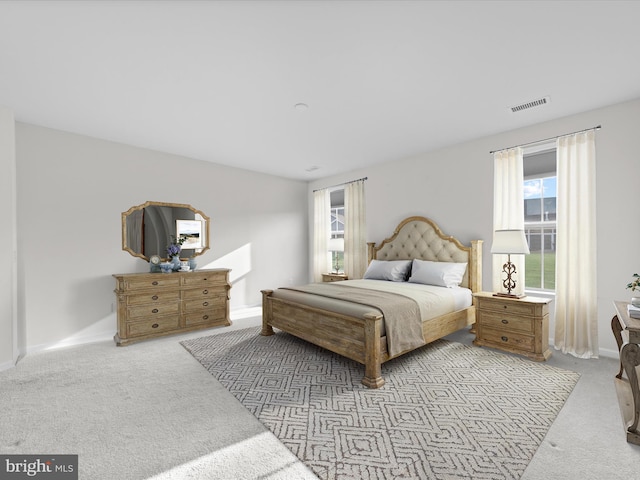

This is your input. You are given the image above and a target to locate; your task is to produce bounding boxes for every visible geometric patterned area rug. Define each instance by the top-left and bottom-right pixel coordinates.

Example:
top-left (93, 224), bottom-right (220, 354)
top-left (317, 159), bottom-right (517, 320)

top-left (181, 327), bottom-right (580, 480)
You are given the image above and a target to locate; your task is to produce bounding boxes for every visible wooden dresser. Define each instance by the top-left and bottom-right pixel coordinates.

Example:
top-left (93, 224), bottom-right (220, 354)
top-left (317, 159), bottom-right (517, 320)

top-left (473, 292), bottom-right (552, 361)
top-left (113, 268), bottom-right (231, 346)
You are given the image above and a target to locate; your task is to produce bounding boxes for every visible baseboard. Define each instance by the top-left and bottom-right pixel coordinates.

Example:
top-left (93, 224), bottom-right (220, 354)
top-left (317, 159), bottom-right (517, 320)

top-left (26, 331), bottom-right (114, 356)
top-left (0, 360), bottom-right (16, 372)
top-left (598, 346), bottom-right (619, 359)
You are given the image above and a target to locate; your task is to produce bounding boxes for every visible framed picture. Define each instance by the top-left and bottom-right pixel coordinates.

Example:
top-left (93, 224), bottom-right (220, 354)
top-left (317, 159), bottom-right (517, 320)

top-left (176, 219), bottom-right (203, 249)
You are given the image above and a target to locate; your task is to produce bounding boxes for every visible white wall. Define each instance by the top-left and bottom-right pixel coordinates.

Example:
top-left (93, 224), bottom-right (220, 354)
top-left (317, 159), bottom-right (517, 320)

top-left (16, 123), bottom-right (309, 353)
top-left (309, 97), bottom-right (640, 357)
top-left (0, 106), bottom-right (17, 369)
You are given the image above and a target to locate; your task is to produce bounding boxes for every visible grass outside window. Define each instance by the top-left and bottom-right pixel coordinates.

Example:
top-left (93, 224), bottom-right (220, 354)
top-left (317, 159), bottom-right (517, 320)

top-left (525, 252), bottom-right (556, 290)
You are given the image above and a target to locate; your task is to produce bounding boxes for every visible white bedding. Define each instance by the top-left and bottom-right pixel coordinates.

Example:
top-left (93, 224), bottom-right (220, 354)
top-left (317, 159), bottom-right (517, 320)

top-left (334, 279), bottom-right (472, 321)
top-left (272, 279), bottom-right (472, 323)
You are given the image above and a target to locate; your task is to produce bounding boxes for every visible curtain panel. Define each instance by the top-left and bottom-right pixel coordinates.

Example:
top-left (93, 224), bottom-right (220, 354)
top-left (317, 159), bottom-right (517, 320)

top-left (312, 189), bottom-right (331, 283)
top-left (492, 147), bottom-right (526, 296)
top-left (554, 130), bottom-right (598, 358)
top-left (344, 180), bottom-right (367, 279)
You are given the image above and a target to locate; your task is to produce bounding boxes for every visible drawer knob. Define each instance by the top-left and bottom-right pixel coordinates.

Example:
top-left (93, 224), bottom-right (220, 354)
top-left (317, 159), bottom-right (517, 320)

top-left (152, 308), bottom-right (159, 314)
top-left (152, 323), bottom-right (159, 329)
top-left (501, 319), bottom-right (508, 324)
top-left (501, 336), bottom-right (508, 342)
top-left (152, 281), bottom-right (159, 286)
top-left (202, 289), bottom-right (208, 294)
top-left (203, 315), bottom-right (209, 320)
top-left (152, 295), bottom-right (158, 301)
top-left (503, 305), bottom-right (507, 309)
top-left (203, 301), bottom-right (209, 307)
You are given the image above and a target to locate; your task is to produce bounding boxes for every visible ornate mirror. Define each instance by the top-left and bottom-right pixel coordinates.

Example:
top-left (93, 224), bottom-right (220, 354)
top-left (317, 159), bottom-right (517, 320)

top-left (122, 201), bottom-right (210, 261)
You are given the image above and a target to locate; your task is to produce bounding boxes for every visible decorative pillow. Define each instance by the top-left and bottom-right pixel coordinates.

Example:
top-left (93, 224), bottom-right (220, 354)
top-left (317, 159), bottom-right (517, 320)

top-left (363, 259), bottom-right (412, 282)
top-left (408, 259), bottom-right (467, 288)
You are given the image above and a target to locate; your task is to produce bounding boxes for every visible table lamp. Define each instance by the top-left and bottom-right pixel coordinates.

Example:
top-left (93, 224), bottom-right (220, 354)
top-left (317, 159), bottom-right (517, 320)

top-left (491, 229), bottom-right (530, 298)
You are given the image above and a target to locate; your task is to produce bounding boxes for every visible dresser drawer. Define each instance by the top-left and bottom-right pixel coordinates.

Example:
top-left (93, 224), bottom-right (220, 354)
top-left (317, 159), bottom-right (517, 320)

top-left (125, 276), bottom-right (181, 291)
top-left (182, 287), bottom-right (226, 301)
top-left (185, 307), bottom-right (227, 326)
top-left (128, 302), bottom-right (180, 319)
top-left (476, 297), bottom-right (537, 316)
top-left (183, 296), bottom-right (226, 313)
top-left (478, 311), bottom-right (534, 334)
top-left (480, 326), bottom-right (534, 353)
top-left (127, 291), bottom-right (180, 306)
top-left (127, 316), bottom-right (180, 337)
top-left (182, 272), bottom-right (227, 287)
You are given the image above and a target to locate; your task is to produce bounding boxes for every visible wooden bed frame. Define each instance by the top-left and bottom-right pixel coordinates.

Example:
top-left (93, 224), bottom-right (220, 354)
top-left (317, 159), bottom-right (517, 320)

top-left (261, 216), bottom-right (483, 388)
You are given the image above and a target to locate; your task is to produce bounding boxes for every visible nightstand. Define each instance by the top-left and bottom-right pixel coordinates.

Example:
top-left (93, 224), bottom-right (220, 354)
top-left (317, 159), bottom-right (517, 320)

top-left (473, 292), bottom-right (552, 361)
top-left (322, 273), bottom-right (348, 282)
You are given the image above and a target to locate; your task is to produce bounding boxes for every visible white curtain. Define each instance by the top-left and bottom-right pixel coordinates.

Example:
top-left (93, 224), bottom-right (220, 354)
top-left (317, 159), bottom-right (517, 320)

top-left (493, 147), bottom-right (526, 295)
top-left (312, 188), bottom-right (331, 282)
top-left (344, 179), bottom-right (367, 279)
top-left (554, 130), bottom-right (598, 358)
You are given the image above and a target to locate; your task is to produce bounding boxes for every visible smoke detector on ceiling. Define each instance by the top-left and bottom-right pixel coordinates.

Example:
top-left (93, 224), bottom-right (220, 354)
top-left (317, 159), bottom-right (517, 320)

top-left (510, 96), bottom-right (550, 113)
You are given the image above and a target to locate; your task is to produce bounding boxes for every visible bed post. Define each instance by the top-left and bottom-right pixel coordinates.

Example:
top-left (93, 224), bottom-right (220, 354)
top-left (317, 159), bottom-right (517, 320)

top-left (260, 289), bottom-right (274, 336)
top-left (361, 313), bottom-right (385, 388)
top-left (469, 240), bottom-right (483, 293)
top-left (367, 242), bottom-right (376, 264)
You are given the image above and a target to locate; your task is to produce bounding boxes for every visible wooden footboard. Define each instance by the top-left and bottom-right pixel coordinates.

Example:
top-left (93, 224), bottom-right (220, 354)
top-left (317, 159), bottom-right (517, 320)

top-left (261, 289), bottom-right (386, 388)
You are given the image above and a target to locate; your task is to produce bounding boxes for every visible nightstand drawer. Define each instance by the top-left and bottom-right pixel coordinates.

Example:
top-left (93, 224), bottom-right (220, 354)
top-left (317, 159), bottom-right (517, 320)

top-left (481, 327), bottom-right (535, 353)
top-left (322, 273), bottom-right (348, 282)
top-left (478, 311), bottom-right (534, 334)
top-left (476, 297), bottom-right (537, 316)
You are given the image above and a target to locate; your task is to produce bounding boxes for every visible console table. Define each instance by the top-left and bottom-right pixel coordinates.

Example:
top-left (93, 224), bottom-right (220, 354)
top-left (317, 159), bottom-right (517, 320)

top-left (611, 300), bottom-right (640, 445)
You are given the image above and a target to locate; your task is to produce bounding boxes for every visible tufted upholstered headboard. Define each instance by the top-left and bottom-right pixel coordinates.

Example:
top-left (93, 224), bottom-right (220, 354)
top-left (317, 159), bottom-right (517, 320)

top-left (366, 216), bottom-right (483, 292)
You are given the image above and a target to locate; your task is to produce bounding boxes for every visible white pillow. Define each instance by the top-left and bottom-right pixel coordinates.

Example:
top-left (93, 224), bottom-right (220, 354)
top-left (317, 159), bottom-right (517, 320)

top-left (363, 260), bottom-right (412, 282)
top-left (408, 259), bottom-right (467, 288)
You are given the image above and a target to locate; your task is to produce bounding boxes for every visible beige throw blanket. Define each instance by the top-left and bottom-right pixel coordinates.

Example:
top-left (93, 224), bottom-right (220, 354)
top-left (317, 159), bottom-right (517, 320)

top-left (281, 283), bottom-right (425, 357)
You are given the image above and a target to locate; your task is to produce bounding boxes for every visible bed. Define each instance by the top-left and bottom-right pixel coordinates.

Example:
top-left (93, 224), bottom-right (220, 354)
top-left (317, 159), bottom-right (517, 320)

top-left (261, 216), bottom-right (483, 388)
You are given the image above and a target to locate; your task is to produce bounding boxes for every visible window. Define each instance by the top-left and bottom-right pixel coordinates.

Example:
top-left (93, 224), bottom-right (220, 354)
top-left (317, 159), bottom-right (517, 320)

top-left (329, 189), bottom-right (344, 273)
top-left (523, 149), bottom-right (556, 291)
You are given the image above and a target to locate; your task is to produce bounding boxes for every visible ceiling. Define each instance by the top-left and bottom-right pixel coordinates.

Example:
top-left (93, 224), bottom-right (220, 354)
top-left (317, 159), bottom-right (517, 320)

top-left (1, 1), bottom-right (639, 181)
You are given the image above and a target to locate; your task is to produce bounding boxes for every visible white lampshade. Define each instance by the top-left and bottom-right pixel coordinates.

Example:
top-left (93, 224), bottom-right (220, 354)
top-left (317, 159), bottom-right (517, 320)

top-left (491, 229), bottom-right (530, 255)
top-left (328, 237), bottom-right (344, 252)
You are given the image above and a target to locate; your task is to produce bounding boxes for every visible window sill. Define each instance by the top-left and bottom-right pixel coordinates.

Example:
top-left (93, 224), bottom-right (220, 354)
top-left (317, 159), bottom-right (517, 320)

top-left (524, 289), bottom-right (556, 300)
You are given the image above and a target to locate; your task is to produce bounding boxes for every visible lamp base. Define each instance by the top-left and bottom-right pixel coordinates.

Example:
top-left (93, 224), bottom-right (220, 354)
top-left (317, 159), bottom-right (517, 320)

top-left (493, 292), bottom-right (527, 299)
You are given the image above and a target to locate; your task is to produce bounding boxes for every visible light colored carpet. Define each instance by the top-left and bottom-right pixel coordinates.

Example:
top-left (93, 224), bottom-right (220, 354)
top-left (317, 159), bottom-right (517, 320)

top-left (181, 327), bottom-right (580, 480)
top-left (0, 320), bottom-right (317, 480)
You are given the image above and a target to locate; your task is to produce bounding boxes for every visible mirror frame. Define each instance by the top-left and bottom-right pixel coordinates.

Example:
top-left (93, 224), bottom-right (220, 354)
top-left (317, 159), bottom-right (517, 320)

top-left (121, 201), bottom-right (210, 262)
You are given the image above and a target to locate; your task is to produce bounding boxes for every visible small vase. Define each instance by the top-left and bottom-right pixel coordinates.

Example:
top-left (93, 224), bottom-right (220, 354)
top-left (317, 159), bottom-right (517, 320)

top-left (171, 256), bottom-right (181, 271)
top-left (632, 297), bottom-right (640, 308)
top-left (189, 257), bottom-right (197, 271)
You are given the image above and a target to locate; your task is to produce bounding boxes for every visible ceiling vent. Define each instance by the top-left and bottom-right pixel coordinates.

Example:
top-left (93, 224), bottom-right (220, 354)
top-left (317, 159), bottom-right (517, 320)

top-left (510, 96), bottom-right (550, 113)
